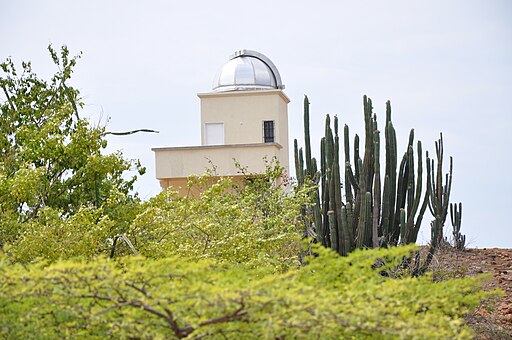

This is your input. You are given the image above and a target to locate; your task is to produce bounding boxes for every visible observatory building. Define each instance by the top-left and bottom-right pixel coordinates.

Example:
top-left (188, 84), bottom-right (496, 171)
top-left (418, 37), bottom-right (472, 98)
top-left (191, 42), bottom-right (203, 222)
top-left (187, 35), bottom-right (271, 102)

top-left (152, 50), bottom-right (290, 195)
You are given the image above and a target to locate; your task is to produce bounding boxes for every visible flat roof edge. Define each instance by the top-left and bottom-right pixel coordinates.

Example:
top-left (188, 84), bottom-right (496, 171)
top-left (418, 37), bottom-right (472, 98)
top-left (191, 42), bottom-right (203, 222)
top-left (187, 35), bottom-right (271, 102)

top-left (197, 89), bottom-right (290, 103)
top-left (152, 142), bottom-right (283, 152)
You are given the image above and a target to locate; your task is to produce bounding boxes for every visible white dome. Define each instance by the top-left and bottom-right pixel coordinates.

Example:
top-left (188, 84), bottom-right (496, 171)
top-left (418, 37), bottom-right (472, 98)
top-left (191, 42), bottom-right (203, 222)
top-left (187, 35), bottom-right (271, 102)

top-left (212, 50), bottom-right (284, 92)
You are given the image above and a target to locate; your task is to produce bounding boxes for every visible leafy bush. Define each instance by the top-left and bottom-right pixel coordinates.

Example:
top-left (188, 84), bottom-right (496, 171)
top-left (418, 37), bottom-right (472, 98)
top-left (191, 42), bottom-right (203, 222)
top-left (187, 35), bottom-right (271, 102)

top-left (0, 245), bottom-right (498, 339)
top-left (129, 163), bottom-right (312, 271)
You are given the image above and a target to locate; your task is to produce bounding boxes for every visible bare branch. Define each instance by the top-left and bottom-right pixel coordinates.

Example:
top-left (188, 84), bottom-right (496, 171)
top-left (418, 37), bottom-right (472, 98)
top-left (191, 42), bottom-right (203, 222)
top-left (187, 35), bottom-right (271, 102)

top-left (104, 129), bottom-right (159, 136)
top-left (110, 233), bottom-right (139, 258)
top-left (125, 281), bottom-right (148, 297)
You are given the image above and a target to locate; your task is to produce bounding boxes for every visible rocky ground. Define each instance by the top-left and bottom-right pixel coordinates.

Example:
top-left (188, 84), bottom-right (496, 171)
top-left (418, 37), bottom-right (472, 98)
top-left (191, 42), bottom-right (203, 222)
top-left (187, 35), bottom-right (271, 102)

top-left (432, 246), bottom-right (512, 339)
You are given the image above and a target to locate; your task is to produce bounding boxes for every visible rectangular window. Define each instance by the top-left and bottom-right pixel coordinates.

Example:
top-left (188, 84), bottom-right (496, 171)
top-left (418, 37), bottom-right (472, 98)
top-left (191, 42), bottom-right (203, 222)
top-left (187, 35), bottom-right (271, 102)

top-left (205, 123), bottom-right (224, 145)
top-left (263, 120), bottom-right (275, 143)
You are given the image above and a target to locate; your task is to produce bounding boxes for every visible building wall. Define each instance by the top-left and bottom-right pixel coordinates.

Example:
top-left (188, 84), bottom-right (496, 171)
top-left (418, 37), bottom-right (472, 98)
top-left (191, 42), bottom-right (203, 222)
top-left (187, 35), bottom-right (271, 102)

top-left (153, 143), bottom-right (284, 179)
top-left (199, 90), bottom-right (289, 145)
top-left (153, 89), bottom-right (291, 197)
top-left (198, 89), bottom-right (290, 175)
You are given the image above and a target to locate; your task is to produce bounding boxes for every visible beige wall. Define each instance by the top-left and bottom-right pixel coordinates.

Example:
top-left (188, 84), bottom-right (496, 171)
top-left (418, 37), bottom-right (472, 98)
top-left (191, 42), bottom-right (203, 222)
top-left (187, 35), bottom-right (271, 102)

top-left (198, 90), bottom-right (289, 173)
top-left (153, 143), bottom-right (284, 179)
top-left (199, 90), bottom-right (289, 141)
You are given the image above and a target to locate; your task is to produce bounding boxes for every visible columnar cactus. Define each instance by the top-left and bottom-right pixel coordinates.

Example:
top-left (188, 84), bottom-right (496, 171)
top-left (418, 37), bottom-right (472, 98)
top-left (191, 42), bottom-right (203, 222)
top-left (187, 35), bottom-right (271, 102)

top-left (295, 96), bottom-right (323, 241)
top-left (450, 202), bottom-right (465, 250)
top-left (398, 134), bottom-right (430, 245)
top-left (294, 95), bottom-right (451, 259)
top-left (426, 133), bottom-right (453, 244)
top-left (381, 103), bottom-right (397, 243)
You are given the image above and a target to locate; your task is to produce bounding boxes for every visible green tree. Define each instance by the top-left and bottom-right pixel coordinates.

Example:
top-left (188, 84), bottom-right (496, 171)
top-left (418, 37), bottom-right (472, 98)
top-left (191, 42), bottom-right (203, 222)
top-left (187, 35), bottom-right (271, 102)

top-left (0, 46), bottom-right (144, 246)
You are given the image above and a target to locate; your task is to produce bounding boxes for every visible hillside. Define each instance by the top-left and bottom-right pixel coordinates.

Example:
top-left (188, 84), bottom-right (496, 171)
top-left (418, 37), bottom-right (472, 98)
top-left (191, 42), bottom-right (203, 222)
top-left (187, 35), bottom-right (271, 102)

top-left (433, 246), bottom-right (512, 338)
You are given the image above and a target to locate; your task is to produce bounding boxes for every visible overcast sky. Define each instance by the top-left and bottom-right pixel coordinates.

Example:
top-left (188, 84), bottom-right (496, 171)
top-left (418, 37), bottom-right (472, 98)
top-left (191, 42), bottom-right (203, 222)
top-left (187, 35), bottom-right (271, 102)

top-left (1, 1), bottom-right (511, 247)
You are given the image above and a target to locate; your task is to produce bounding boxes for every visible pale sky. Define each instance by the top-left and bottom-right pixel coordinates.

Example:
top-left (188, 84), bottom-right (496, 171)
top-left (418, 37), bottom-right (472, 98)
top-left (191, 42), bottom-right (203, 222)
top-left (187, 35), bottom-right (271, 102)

top-left (1, 1), bottom-right (511, 247)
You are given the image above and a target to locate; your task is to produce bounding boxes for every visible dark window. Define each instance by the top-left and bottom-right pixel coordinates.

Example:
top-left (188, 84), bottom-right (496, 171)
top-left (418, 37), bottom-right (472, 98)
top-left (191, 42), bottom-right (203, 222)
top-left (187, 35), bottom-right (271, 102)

top-left (263, 121), bottom-right (275, 143)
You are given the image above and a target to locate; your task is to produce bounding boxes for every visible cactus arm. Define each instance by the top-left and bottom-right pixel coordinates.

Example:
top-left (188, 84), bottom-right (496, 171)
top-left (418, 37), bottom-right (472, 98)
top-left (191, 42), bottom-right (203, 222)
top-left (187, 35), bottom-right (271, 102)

top-left (298, 148), bottom-right (305, 187)
top-left (311, 158), bottom-right (323, 243)
top-left (320, 137), bottom-right (329, 244)
top-left (372, 126), bottom-right (381, 248)
top-left (340, 206), bottom-right (351, 255)
top-left (411, 145), bottom-right (429, 242)
top-left (381, 116), bottom-right (397, 245)
top-left (324, 115), bottom-right (335, 247)
top-left (392, 152), bottom-right (408, 245)
top-left (344, 124), bottom-right (353, 203)
top-left (356, 192), bottom-right (372, 248)
top-left (411, 141), bottom-right (423, 216)
top-left (406, 130), bottom-right (416, 218)
top-left (441, 156), bottom-right (453, 224)
top-left (426, 153), bottom-right (436, 216)
top-left (399, 208), bottom-right (407, 245)
top-left (294, 139), bottom-right (303, 186)
top-left (334, 116), bottom-right (344, 254)
top-left (381, 174), bottom-right (391, 243)
top-left (360, 96), bottom-right (375, 196)
top-left (328, 210), bottom-right (338, 252)
top-left (354, 134), bottom-right (360, 184)
top-left (355, 95), bottom-right (376, 248)
top-left (413, 181), bottom-right (430, 242)
top-left (304, 96), bottom-right (313, 177)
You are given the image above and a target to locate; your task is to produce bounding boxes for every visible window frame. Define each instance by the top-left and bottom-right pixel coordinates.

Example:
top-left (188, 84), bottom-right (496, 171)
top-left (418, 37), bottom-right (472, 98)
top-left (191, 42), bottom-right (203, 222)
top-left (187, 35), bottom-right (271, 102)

top-left (204, 122), bottom-right (225, 145)
top-left (263, 120), bottom-right (275, 143)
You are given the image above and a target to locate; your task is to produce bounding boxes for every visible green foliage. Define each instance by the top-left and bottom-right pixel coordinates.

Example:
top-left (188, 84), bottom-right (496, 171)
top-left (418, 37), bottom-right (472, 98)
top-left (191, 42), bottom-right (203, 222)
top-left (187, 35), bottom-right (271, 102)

top-left (0, 245), bottom-right (499, 339)
top-left (5, 190), bottom-right (141, 263)
top-left (0, 45), bottom-right (144, 246)
top-left (5, 207), bottom-right (109, 262)
top-left (129, 161), bottom-right (312, 271)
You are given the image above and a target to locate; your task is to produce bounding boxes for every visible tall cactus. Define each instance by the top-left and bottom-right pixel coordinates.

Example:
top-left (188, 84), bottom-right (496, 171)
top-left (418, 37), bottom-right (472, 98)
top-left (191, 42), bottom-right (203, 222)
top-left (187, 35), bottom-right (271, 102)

top-left (304, 96), bottom-right (313, 177)
top-left (398, 138), bottom-right (429, 245)
top-left (294, 139), bottom-right (304, 186)
top-left (298, 96), bottom-right (323, 241)
top-left (372, 125), bottom-right (381, 247)
top-left (343, 125), bottom-right (354, 204)
top-left (324, 115), bottom-right (335, 247)
top-left (352, 96), bottom-right (376, 248)
top-left (426, 133), bottom-right (453, 244)
top-left (294, 95), bottom-right (441, 258)
top-left (333, 116), bottom-right (352, 255)
top-left (381, 103), bottom-right (397, 243)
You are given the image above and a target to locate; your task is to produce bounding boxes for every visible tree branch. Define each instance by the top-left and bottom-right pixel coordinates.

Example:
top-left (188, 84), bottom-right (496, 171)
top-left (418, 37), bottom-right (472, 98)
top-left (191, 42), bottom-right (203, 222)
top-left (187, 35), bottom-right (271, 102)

top-left (1, 83), bottom-right (17, 112)
top-left (62, 82), bottom-right (80, 120)
top-left (103, 129), bottom-right (159, 136)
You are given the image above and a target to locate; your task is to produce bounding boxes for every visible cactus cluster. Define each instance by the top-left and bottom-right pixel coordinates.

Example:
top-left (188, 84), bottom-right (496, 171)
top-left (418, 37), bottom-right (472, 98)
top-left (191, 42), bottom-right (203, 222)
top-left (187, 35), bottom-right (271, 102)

top-left (294, 95), bottom-right (459, 256)
top-left (450, 202), bottom-right (466, 250)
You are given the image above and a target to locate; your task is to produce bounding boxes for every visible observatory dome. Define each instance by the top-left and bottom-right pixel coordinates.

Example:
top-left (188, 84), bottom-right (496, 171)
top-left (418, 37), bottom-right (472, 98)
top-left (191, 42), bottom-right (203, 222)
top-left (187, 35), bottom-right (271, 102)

top-left (212, 50), bottom-right (284, 92)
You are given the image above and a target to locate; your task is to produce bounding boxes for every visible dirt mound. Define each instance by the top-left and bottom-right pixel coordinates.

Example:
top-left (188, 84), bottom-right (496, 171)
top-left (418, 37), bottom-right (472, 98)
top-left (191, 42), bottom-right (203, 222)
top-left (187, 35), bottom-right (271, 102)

top-left (432, 246), bottom-right (512, 339)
